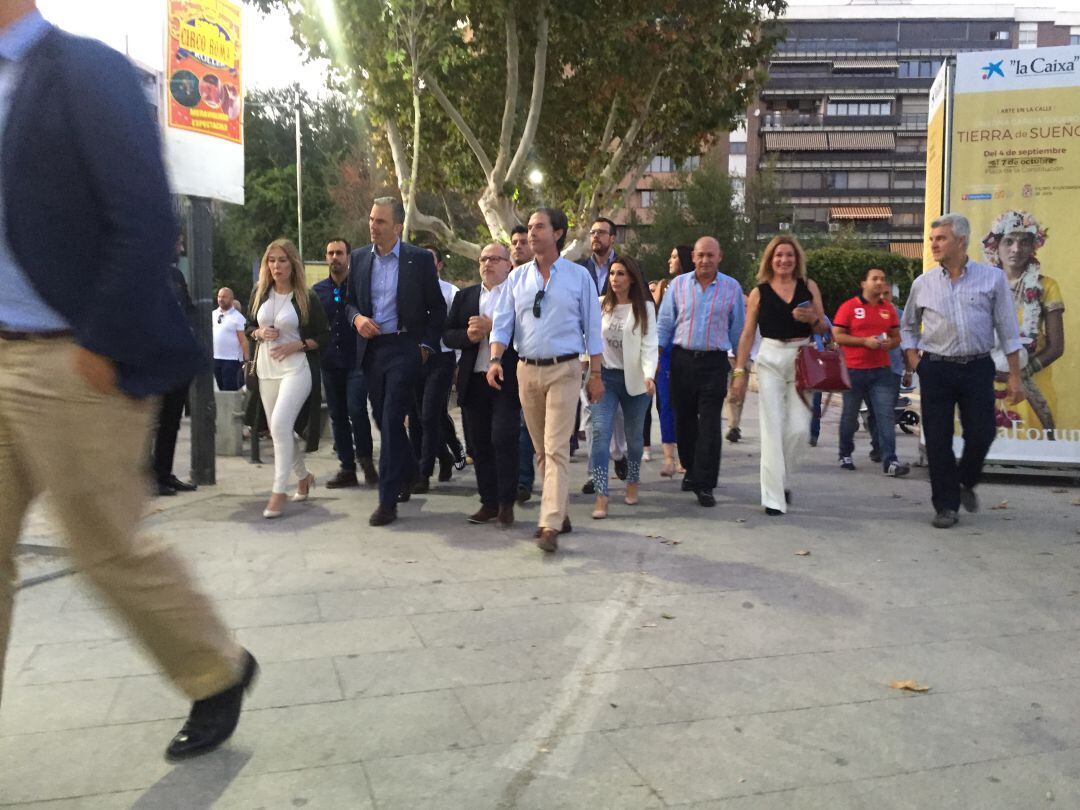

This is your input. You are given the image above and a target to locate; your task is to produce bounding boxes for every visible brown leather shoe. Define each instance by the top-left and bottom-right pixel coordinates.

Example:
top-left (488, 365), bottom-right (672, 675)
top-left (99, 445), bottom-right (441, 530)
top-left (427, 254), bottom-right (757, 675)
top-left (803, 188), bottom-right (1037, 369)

top-left (467, 505), bottom-right (499, 524)
top-left (533, 516), bottom-right (571, 538)
top-left (496, 503), bottom-right (514, 527)
top-left (536, 528), bottom-right (559, 552)
top-left (359, 457), bottom-right (379, 486)
top-left (368, 506), bottom-right (397, 526)
top-left (325, 469), bottom-right (359, 489)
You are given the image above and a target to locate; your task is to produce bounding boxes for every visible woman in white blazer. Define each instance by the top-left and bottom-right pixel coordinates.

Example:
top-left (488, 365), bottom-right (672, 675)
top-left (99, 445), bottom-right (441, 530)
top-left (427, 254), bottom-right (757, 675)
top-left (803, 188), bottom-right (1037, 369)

top-left (589, 256), bottom-right (659, 518)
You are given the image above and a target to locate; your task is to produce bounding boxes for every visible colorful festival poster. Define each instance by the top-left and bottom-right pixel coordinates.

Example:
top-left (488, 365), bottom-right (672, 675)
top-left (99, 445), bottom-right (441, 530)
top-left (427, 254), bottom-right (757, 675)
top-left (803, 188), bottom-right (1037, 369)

top-left (950, 45), bottom-right (1080, 464)
top-left (167, 0), bottom-right (242, 145)
top-left (922, 63), bottom-right (948, 270)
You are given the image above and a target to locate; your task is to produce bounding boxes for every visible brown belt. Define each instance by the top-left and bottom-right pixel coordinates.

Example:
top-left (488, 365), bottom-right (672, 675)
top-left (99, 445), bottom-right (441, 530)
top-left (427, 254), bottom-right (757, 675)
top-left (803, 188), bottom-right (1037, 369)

top-left (0, 329), bottom-right (73, 341)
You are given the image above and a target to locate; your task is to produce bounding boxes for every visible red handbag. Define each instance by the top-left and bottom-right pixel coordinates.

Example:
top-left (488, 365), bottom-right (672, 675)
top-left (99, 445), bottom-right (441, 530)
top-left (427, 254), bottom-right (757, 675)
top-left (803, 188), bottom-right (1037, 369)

top-left (795, 342), bottom-right (851, 395)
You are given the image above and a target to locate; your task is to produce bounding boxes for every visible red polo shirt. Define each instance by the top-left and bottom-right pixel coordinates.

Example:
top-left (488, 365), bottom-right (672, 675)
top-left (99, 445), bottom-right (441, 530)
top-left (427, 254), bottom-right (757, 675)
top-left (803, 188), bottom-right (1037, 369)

top-left (833, 296), bottom-right (898, 369)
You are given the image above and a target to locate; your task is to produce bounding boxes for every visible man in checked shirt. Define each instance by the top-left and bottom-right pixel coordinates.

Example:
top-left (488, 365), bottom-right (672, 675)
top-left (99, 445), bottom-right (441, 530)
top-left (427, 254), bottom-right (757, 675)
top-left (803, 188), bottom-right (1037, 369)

top-left (901, 213), bottom-right (1024, 529)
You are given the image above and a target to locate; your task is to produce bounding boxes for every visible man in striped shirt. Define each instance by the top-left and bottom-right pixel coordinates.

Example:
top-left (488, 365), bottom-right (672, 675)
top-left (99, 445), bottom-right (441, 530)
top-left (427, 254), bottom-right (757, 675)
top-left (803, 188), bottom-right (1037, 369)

top-left (656, 237), bottom-right (746, 507)
top-left (900, 213), bottom-right (1024, 529)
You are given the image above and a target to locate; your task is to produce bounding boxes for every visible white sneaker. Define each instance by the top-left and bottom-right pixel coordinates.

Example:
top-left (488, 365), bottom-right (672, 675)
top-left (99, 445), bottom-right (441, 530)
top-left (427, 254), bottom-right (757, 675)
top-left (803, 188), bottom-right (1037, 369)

top-left (642, 449), bottom-right (651, 462)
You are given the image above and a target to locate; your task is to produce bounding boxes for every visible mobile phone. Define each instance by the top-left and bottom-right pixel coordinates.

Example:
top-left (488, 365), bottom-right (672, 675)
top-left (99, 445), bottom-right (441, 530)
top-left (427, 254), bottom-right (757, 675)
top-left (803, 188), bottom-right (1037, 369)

top-left (796, 300), bottom-right (813, 309)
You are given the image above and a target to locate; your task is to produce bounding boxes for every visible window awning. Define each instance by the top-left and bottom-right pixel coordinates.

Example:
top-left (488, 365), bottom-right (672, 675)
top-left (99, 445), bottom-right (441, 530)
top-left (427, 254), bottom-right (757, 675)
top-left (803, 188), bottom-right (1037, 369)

top-left (764, 132), bottom-right (828, 151)
top-left (890, 242), bottom-right (923, 259)
top-left (833, 59), bottom-right (899, 70)
top-left (828, 95), bottom-right (896, 102)
top-left (827, 132), bottom-right (896, 150)
top-left (830, 205), bottom-right (893, 220)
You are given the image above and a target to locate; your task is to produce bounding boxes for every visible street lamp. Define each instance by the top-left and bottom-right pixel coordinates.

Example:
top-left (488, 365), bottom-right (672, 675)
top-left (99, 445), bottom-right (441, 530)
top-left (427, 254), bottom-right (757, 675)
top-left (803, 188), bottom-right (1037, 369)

top-left (528, 168), bottom-right (544, 186)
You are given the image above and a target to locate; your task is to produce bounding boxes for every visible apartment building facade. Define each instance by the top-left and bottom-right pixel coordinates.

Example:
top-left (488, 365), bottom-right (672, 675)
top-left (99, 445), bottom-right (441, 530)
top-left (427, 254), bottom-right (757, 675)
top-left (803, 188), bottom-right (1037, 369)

top-left (615, 2), bottom-right (1078, 257)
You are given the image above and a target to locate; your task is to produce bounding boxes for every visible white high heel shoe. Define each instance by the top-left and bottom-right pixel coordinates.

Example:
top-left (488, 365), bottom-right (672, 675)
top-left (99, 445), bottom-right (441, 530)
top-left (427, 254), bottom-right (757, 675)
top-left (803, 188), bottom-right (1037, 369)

top-left (263, 507), bottom-right (283, 519)
top-left (292, 473), bottom-right (316, 502)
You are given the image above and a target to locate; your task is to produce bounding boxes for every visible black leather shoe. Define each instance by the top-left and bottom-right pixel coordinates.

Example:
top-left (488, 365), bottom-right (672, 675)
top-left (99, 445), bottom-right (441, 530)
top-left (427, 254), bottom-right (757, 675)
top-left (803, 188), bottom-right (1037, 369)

top-left (359, 457), bottom-right (379, 486)
top-left (165, 650), bottom-right (258, 761)
top-left (516, 486), bottom-right (532, 503)
top-left (726, 426), bottom-right (741, 443)
top-left (156, 482), bottom-right (177, 497)
top-left (369, 506), bottom-right (398, 526)
top-left (960, 487), bottom-right (979, 513)
top-left (785, 489), bottom-right (792, 505)
top-left (613, 458), bottom-right (628, 481)
top-left (681, 478), bottom-right (695, 492)
top-left (582, 480), bottom-right (595, 495)
top-left (696, 489), bottom-right (717, 507)
top-left (438, 460), bottom-right (453, 482)
top-left (164, 475), bottom-right (197, 492)
top-left (412, 477), bottom-right (431, 494)
top-left (765, 507), bottom-right (783, 516)
top-left (932, 509), bottom-right (959, 528)
top-left (325, 469), bottom-right (359, 489)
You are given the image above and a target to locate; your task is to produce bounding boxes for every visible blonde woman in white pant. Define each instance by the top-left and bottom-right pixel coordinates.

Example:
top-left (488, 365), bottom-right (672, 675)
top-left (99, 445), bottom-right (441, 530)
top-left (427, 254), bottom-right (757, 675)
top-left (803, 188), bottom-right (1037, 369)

top-left (247, 239), bottom-right (330, 518)
top-left (730, 236), bottom-right (829, 515)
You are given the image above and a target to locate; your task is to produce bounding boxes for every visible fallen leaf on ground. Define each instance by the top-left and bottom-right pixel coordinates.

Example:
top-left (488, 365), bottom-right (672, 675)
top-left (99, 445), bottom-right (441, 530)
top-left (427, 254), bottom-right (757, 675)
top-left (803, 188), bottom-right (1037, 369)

top-left (661, 612), bottom-right (676, 620)
top-left (639, 623), bottom-right (657, 628)
top-left (735, 518), bottom-right (747, 524)
top-left (889, 680), bottom-right (930, 692)
top-left (990, 501), bottom-right (1009, 510)
top-left (646, 534), bottom-right (681, 545)
top-left (404, 559), bottom-right (419, 564)
top-left (794, 550), bottom-right (811, 556)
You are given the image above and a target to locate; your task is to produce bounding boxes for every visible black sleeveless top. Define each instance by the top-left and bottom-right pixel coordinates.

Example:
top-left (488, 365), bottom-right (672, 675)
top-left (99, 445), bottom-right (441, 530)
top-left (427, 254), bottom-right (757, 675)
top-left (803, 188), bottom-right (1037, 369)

top-left (757, 279), bottom-right (813, 340)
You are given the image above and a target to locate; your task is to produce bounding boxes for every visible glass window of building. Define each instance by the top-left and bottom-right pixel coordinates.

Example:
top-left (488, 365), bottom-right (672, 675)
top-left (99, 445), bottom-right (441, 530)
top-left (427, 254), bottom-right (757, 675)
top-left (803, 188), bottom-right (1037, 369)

top-left (729, 141), bottom-right (747, 155)
top-left (1018, 23), bottom-right (1037, 49)
top-left (639, 190), bottom-right (653, 208)
top-left (648, 156), bottom-right (674, 173)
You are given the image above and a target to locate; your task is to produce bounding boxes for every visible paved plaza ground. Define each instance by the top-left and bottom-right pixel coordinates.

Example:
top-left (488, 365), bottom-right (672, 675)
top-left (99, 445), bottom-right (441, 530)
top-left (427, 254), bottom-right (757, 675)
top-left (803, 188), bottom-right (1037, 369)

top-left (2, 395), bottom-right (1080, 809)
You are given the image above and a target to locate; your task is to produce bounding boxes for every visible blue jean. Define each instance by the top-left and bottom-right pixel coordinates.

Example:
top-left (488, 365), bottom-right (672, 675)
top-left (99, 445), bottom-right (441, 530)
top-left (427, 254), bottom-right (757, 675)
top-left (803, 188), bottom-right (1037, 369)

top-left (323, 366), bottom-right (373, 469)
top-left (655, 345), bottom-right (676, 444)
top-left (589, 368), bottom-right (650, 496)
top-left (810, 392), bottom-right (822, 442)
top-left (839, 366), bottom-right (897, 469)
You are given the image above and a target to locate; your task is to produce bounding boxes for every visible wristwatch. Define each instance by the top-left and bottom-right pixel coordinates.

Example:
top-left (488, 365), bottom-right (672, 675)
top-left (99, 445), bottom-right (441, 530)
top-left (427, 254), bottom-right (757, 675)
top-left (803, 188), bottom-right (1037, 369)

top-left (489, 356), bottom-right (502, 365)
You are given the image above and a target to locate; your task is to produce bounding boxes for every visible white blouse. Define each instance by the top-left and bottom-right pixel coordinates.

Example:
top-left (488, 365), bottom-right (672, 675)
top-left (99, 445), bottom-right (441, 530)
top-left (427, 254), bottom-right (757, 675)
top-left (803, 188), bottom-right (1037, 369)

top-left (256, 291), bottom-right (307, 379)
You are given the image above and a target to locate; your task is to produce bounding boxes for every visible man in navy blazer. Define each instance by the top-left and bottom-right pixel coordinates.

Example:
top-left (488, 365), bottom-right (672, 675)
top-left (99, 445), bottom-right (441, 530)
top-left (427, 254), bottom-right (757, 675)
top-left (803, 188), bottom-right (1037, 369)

top-left (0, 2), bottom-right (254, 761)
top-left (346, 197), bottom-right (447, 525)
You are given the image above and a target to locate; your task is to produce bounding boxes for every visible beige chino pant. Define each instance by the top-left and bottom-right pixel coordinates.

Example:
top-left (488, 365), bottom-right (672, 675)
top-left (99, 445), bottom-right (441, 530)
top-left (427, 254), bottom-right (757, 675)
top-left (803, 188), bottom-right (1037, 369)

top-left (0, 338), bottom-right (243, 703)
top-left (517, 359), bottom-right (580, 530)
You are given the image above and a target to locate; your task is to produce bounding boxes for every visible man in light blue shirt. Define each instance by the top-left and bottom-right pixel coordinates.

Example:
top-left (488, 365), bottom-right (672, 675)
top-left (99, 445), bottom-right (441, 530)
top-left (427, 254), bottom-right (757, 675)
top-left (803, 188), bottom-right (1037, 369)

top-left (900, 212), bottom-right (1023, 528)
top-left (488, 208), bottom-right (603, 552)
top-left (0, 8), bottom-right (69, 333)
top-left (655, 236), bottom-right (745, 507)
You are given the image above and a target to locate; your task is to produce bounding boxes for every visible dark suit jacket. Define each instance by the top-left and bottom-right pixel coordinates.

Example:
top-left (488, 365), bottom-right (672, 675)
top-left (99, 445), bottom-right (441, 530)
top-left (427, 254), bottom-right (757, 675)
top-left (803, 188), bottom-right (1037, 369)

top-left (344, 242), bottom-right (447, 366)
top-left (2, 28), bottom-right (200, 397)
top-left (443, 283), bottom-right (518, 407)
top-left (581, 257), bottom-right (610, 296)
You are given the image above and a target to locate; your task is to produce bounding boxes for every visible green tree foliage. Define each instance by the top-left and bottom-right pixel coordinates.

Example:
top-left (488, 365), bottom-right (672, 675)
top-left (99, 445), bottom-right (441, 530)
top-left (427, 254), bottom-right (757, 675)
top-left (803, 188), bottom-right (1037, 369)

top-left (624, 160), bottom-right (784, 286)
top-left (253, 0), bottom-right (787, 257)
top-left (805, 247), bottom-right (920, 318)
top-left (212, 88), bottom-right (379, 301)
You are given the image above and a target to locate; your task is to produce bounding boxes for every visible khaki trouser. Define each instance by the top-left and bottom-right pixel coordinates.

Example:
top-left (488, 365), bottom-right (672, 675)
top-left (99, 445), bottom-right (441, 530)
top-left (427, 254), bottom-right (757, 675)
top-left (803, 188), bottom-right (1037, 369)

top-left (0, 338), bottom-right (243, 703)
top-left (517, 359), bottom-right (580, 530)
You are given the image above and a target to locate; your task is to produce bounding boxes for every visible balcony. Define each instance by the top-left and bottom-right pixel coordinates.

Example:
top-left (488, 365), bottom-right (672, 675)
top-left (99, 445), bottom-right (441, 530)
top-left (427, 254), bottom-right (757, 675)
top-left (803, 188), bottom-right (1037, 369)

top-left (763, 76), bottom-right (933, 92)
top-left (761, 112), bottom-right (927, 130)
